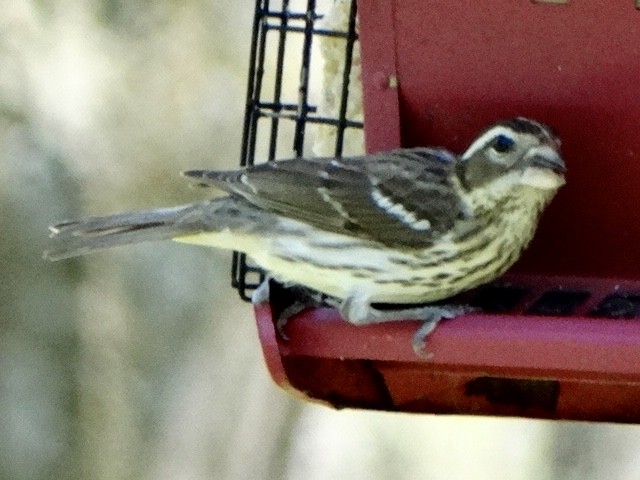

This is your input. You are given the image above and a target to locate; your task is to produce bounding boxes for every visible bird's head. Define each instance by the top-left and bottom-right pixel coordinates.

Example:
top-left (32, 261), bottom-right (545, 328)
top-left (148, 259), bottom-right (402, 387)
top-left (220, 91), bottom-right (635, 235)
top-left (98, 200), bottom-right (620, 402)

top-left (458, 117), bottom-right (566, 191)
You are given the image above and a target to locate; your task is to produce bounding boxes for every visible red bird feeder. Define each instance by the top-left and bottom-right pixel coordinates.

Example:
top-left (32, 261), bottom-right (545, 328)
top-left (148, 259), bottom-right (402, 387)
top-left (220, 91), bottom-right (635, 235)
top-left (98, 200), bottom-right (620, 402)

top-left (252, 0), bottom-right (640, 421)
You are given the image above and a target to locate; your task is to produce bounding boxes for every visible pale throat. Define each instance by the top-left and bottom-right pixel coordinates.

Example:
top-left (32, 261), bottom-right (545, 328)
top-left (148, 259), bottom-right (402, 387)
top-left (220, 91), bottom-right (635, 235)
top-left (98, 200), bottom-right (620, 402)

top-left (465, 169), bottom-right (563, 215)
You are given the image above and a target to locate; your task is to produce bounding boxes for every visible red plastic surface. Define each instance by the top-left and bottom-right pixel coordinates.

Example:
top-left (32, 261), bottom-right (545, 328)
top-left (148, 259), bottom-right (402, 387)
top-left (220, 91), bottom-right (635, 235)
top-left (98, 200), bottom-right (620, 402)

top-left (258, 275), bottom-right (640, 420)
top-left (258, 1), bottom-right (640, 420)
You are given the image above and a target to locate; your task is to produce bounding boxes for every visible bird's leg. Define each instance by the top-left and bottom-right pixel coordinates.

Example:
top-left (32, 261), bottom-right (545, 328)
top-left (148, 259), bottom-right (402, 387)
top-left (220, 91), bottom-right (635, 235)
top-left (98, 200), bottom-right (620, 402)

top-left (340, 294), bottom-right (476, 356)
top-left (253, 278), bottom-right (334, 340)
top-left (255, 281), bottom-right (475, 354)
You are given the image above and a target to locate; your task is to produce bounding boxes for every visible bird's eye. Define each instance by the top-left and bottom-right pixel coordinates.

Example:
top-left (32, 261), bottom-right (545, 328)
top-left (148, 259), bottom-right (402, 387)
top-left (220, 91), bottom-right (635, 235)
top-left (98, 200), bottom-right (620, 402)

top-left (492, 134), bottom-right (515, 153)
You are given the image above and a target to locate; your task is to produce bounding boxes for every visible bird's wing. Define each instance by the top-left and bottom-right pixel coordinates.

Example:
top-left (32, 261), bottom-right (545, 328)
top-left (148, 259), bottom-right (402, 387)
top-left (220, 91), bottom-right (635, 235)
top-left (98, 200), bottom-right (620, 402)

top-left (183, 148), bottom-right (465, 247)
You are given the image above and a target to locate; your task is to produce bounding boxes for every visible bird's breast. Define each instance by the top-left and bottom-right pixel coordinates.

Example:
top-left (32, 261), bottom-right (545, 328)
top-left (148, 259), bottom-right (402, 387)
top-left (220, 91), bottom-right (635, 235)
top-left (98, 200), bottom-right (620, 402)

top-left (245, 185), bottom-right (557, 304)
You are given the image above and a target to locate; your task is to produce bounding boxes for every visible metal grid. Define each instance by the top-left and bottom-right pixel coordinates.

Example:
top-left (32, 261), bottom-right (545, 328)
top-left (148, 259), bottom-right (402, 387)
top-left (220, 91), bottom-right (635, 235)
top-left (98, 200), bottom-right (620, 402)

top-left (232, 0), bottom-right (362, 301)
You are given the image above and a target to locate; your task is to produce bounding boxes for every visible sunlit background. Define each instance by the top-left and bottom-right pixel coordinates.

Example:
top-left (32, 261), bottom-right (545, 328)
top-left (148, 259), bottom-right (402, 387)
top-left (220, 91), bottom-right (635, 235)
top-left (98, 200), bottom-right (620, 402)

top-left (3, 1), bottom-right (640, 479)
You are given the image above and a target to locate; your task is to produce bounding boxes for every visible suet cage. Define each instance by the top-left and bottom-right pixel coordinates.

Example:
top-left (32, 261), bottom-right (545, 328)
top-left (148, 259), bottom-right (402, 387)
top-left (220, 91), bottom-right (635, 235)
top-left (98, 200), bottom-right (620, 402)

top-left (232, 0), bottom-right (363, 301)
top-left (238, 0), bottom-right (640, 422)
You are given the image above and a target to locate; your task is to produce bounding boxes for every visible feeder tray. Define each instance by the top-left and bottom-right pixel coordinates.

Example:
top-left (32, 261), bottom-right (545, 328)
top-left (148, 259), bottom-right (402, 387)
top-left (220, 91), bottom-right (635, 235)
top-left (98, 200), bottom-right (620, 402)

top-left (242, 0), bottom-right (640, 422)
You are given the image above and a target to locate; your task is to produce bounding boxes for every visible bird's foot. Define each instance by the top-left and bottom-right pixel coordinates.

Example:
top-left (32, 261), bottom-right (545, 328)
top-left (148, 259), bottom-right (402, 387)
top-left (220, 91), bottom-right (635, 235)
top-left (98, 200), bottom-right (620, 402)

top-left (340, 296), bottom-right (476, 357)
top-left (253, 279), bottom-right (334, 340)
top-left (406, 304), bottom-right (475, 357)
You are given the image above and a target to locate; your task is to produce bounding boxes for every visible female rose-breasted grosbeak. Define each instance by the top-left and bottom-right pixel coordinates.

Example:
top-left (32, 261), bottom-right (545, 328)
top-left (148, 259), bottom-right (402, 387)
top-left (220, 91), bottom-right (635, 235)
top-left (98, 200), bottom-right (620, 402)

top-left (45, 117), bottom-right (565, 345)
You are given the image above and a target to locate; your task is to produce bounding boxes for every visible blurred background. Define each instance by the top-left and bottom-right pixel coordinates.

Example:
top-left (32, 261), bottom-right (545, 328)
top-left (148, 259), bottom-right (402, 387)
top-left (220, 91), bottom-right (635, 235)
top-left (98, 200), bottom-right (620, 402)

top-left (3, 1), bottom-right (640, 479)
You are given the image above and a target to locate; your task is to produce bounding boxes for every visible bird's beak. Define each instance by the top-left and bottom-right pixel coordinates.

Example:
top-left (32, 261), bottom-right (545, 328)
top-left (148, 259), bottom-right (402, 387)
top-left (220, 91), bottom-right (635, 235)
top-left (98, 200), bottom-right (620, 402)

top-left (525, 145), bottom-right (566, 174)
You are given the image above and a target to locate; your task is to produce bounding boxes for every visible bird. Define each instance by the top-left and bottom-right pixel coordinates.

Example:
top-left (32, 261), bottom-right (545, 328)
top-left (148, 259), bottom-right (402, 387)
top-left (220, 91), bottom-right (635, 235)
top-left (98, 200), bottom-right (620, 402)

top-left (44, 117), bottom-right (566, 353)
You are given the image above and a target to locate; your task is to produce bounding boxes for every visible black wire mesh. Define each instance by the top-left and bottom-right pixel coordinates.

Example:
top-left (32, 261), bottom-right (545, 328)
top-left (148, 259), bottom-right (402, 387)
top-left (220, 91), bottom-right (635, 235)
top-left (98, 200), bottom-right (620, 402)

top-left (232, 0), bottom-right (363, 301)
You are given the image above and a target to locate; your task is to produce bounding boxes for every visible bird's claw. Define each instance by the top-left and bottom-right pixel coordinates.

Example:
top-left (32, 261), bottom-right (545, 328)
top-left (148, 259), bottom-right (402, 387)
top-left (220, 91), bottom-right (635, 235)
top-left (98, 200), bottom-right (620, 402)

top-left (410, 304), bottom-right (478, 357)
top-left (411, 320), bottom-right (438, 358)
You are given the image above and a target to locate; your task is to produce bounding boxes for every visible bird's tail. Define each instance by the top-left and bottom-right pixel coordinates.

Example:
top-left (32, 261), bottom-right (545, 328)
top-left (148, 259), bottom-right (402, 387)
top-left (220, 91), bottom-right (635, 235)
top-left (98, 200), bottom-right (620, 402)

top-left (44, 198), bottom-right (248, 261)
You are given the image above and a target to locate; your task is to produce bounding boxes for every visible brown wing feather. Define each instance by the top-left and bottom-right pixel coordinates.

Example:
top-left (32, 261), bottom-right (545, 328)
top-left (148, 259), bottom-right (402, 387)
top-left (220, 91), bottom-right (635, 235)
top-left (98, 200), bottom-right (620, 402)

top-left (182, 148), bottom-right (464, 247)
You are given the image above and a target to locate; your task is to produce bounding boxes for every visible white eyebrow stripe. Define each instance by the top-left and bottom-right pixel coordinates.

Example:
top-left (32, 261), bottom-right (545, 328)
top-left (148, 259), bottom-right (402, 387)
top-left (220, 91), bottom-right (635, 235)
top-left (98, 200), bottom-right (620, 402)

top-left (461, 126), bottom-right (517, 162)
top-left (371, 189), bottom-right (431, 231)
